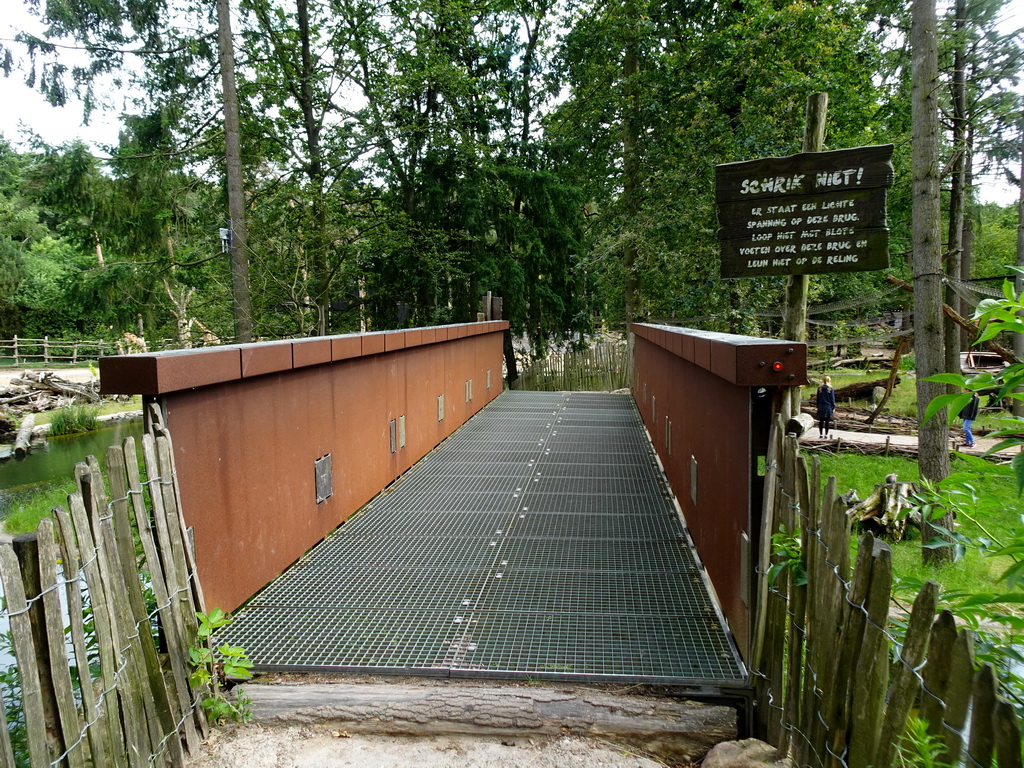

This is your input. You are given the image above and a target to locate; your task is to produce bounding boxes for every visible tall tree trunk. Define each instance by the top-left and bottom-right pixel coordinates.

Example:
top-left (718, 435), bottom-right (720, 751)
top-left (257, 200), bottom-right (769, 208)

top-left (297, 0), bottom-right (330, 335)
top-left (912, 0), bottom-right (952, 564)
top-left (945, 0), bottom-right (968, 380)
top-left (1015, 114), bottom-right (1024, 417)
top-left (622, 0), bottom-right (641, 329)
top-left (217, 0), bottom-right (253, 343)
top-left (784, 93), bottom-right (827, 417)
top-left (960, 136), bottom-right (975, 351)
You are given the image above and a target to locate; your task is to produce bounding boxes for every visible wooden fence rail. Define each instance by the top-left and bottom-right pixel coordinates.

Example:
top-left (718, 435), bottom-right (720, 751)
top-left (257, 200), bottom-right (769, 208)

top-left (0, 406), bottom-right (209, 767)
top-left (753, 419), bottom-right (1024, 766)
top-left (511, 342), bottom-right (632, 392)
top-left (0, 337), bottom-right (217, 366)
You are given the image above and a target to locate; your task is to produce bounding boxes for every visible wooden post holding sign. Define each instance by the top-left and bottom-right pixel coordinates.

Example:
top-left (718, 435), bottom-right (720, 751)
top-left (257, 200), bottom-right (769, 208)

top-left (716, 145), bottom-right (894, 279)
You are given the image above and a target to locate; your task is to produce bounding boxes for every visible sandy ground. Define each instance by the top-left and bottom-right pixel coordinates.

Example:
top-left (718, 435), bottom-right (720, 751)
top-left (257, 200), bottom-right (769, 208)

top-left (186, 725), bottom-right (671, 768)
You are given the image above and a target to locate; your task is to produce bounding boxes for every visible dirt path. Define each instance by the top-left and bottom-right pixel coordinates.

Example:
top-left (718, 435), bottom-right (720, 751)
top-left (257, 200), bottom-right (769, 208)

top-left (187, 726), bottom-right (671, 768)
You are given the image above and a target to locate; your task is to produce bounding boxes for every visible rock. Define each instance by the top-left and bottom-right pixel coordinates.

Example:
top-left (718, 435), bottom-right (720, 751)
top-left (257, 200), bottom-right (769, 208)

top-left (702, 738), bottom-right (793, 768)
top-left (872, 386), bottom-right (887, 404)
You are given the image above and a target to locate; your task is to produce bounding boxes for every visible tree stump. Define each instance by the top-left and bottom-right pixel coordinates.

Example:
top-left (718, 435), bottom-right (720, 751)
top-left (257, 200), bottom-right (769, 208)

top-left (846, 478), bottom-right (919, 539)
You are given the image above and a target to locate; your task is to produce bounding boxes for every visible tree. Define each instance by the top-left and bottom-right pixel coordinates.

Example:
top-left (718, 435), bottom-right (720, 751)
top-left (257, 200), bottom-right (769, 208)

top-left (217, 0), bottom-right (253, 342)
top-left (912, 0), bottom-right (953, 564)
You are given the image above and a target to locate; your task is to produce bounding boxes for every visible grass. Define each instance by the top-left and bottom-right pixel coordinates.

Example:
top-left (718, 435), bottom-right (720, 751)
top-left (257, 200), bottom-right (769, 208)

top-left (816, 451), bottom-right (1023, 597)
top-left (2, 481), bottom-right (77, 535)
top-left (33, 395), bottom-right (143, 426)
top-left (47, 405), bottom-right (100, 436)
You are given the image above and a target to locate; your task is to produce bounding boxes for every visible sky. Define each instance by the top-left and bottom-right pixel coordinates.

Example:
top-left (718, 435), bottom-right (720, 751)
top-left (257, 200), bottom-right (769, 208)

top-left (0, 1), bottom-right (1022, 205)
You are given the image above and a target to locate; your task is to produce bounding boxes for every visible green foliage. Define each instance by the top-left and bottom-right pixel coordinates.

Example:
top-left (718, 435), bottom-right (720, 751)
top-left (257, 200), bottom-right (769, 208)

top-left (769, 525), bottom-right (806, 587)
top-left (0, 613), bottom-right (28, 767)
top-left (1, 481), bottom-right (77, 535)
top-left (925, 275), bottom-right (1024, 495)
top-left (47, 405), bottom-right (99, 437)
top-left (188, 609), bottom-right (254, 725)
top-left (897, 716), bottom-right (952, 768)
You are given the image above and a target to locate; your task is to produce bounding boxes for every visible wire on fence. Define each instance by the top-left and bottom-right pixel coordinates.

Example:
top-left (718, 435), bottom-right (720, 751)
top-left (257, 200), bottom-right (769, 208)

top-left (751, 428), bottom-right (1022, 767)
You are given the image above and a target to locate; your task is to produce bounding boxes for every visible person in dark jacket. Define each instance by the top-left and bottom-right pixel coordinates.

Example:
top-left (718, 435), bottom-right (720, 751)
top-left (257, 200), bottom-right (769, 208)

top-left (816, 376), bottom-right (837, 438)
top-left (958, 388), bottom-right (980, 447)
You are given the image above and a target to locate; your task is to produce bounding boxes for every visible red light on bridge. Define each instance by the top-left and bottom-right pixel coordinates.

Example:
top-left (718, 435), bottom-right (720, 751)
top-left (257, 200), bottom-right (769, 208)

top-left (772, 362), bottom-right (784, 372)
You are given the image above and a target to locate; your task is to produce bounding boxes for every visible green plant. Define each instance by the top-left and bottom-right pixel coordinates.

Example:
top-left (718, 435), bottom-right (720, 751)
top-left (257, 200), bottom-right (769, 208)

top-left (188, 608), bottom-right (254, 724)
top-left (0, 609), bottom-right (28, 767)
top-left (2, 481), bottom-right (77, 534)
top-left (924, 272), bottom-right (1024, 494)
top-left (768, 525), bottom-right (806, 586)
top-left (48, 405), bottom-right (99, 437)
top-left (896, 716), bottom-right (952, 768)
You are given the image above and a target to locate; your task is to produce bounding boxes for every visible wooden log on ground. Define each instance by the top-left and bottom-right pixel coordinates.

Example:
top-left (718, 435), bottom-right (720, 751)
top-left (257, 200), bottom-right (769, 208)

top-left (242, 682), bottom-right (737, 765)
top-left (833, 377), bottom-right (900, 401)
top-left (15, 372), bottom-right (100, 403)
top-left (14, 413), bottom-right (35, 456)
top-left (785, 412), bottom-right (816, 437)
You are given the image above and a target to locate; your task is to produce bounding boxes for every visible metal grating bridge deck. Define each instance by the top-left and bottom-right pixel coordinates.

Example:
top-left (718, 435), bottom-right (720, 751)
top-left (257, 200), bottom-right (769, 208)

top-left (218, 391), bottom-right (746, 686)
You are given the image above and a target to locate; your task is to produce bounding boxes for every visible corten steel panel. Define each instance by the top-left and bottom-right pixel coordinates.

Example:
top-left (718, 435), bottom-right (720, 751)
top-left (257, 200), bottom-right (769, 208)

top-left (710, 341), bottom-right (736, 383)
top-left (632, 335), bottom-right (753, 657)
top-left (293, 338), bottom-right (332, 368)
top-left (671, 330), bottom-right (683, 358)
top-left (384, 330), bottom-right (408, 351)
top-left (240, 341), bottom-right (293, 378)
top-left (331, 335), bottom-right (361, 361)
top-left (403, 345), bottom-right (447, 459)
top-left (164, 370), bottom-right (343, 615)
top-left (153, 327), bottom-right (506, 613)
top-left (362, 333), bottom-right (386, 356)
top-left (680, 332), bottom-right (695, 362)
top-left (99, 347), bottom-right (242, 395)
top-left (629, 324), bottom-right (804, 660)
top-left (406, 329), bottom-right (423, 348)
top-left (693, 336), bottom-right (711, 371)
top-left (733, 344), bottom-right (807, 387)
top-left (633, 324), bottom-right (808, 387)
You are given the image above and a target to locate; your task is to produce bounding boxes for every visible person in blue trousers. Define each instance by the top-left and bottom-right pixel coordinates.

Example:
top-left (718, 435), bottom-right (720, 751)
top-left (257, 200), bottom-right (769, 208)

top-left (816, 376), bottom-right (837, 438)
top-left (959, 389), bottom-right (980, 448)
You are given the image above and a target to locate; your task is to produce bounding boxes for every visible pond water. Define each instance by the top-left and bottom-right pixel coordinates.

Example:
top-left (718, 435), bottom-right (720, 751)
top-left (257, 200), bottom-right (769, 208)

top-left (0, 419), bottom-right (145, 519)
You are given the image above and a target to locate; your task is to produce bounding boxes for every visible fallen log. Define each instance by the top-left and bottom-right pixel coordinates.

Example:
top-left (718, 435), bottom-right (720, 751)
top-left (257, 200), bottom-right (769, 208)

top-left (14, 372), bottom-right (100, 403)
top-left (243, 682), bottom-right (737, 765)
top-left (14, 414), bottom-right (35, 457)
top-left (834, 377), bottom-right (900, 401)
top-left (786, 412), bottom-right (816, 437)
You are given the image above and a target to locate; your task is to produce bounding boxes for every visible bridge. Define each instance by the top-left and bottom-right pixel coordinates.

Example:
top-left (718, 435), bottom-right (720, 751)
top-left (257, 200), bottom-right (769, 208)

top-left (100, 322), bottom-right (806, 704)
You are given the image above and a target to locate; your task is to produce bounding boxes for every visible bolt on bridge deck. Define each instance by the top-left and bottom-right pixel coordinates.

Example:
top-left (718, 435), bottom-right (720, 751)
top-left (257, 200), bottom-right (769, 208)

top-left (218, 391), bottom-right (746, 686)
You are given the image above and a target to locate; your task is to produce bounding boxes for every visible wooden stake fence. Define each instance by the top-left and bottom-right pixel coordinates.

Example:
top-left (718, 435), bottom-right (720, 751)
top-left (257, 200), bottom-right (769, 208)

top-left (0, 408), bottom-right (209, 767)
top-left (511, 342), bottom-right (632, 392)
top-left (754, 417), bottom-right (1024, 766)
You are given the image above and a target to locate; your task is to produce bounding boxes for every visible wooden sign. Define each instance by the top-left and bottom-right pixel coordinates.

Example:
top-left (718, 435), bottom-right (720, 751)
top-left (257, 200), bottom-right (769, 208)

top-left (716, 145), bottom-right (894, 279)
